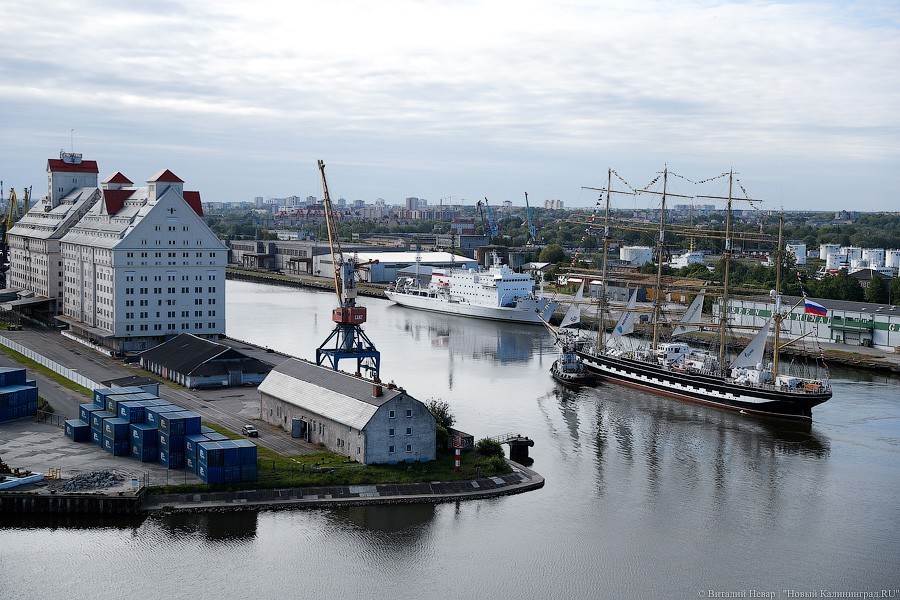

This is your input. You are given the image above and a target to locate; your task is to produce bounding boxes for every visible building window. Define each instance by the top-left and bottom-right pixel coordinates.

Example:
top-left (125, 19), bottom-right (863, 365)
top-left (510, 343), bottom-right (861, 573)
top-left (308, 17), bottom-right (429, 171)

top-left (389, 445), bottom-right (395, 454)
top-left (406, 427), bottom-right (412, 435)
top-left (389, 428), bottom-right (394, 437)
top-left (389, 410), bottom-right (395, 419)
top-left (406, 409), bottom-right (412, 418)
top-left (406, 444), bottom-right (412, 453)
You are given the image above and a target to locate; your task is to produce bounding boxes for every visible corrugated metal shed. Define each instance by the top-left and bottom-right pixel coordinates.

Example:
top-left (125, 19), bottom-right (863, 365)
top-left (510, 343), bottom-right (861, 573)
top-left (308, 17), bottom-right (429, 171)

top-left (259, 359), bottom-right (401, 430)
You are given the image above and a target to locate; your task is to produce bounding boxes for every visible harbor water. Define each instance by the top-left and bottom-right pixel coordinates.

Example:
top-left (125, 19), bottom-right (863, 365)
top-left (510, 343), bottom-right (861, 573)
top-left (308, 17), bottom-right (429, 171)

top-left (1, 279), bottom-right (898, 598)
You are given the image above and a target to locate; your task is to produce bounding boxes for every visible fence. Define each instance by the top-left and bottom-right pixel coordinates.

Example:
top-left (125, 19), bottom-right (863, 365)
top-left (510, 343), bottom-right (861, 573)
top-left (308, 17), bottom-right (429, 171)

top-left (34, 410), bottom-right (65, 428)
top-left (0, 334), bottom-right (101, 391)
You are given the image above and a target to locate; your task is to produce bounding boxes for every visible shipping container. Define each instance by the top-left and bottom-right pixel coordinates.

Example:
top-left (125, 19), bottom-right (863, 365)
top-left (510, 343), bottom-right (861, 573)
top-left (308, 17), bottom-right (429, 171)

top-left (224, 465), bottom-right (241, 483)
top-left (130, 423), bottom-right (157, 446)
top-left (222, 441), bottom-right (241, 466)
top-left (117, 401), bottom-right (149, 423)
top-left (145, 405), bottom-right (182, 427)
top-left (91, 427), bottom-right (103, 446)
top-left (185, 455), bottom-right (197, 475)
top-left (78, 403), bottom-right (98, 424)
top-left (197, 441), bottom-right (224, 467)
top-left (102, 435), bottom-right (130, 456)
top-left (0, 367), bottom-right (27, 387)
top-left (233, 439), bottom-right (258, 465)
top-left (65, 419), bottom-right (91, 442)
top-left (131, 444), bottom-right (158, 462)
top-left (205, 432), bottom-right (228, 442)
top-left (198, 464), bottom-right (225, 485)
top-left (102, 417), bottom-right (130, 440)
top-left (158, 431), bottom-right (186, 454)
top-left (93, 387), bottom-right (117, 408)
top-left (90, 410), bottom-right (115, 431)
top-left (200, 425), bottom-right (215, 435)
top-left (158, 448), bottom-right (185, 469)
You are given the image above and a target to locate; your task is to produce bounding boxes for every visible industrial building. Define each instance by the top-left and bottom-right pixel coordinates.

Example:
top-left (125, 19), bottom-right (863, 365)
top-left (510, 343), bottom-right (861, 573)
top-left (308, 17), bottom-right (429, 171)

top-left (314, 251), bottom-right (478, 283)
top-left (7, 152), bottom-right (228, 353)
top-left (139, 334), bottom-right (274, 388)
top-left (258, 359), bottom-right (436, 465)
top-left (724, 296), bottom-right (900, 350)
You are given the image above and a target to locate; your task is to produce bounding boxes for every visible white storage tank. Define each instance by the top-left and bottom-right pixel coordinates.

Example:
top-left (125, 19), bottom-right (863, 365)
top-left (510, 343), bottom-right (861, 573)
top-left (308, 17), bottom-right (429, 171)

top-left (851, 258), bottom-right (870, 271)
top-left (819, 243), bottom-right (841, 260)
top-left (862, 248), bottom-right (885, 268)
top-left (620, 246), bottom-right (654, 266)
top-left (841, 246), bottom-right (863, 262)
top-left (786, 242), bottom-right (807, 265)
top-left (886, 249), bottom-right (900, 269)
top-left (826, 253), bottom-right (848, 270)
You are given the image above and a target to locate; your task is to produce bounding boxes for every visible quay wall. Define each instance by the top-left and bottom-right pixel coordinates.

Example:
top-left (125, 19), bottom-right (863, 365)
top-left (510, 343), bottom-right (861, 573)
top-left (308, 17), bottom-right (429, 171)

top-left (0, 491), bottom-right (145, 514)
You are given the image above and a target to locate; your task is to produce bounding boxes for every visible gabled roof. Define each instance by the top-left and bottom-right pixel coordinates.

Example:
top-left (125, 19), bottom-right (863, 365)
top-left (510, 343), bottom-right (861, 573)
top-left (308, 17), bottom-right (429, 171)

top-left (184, 191), bottom-right (203, 217)
top-left (138, 334), bottom-right (249, 375)
top-left (258, 359), bottom-right (402, 430)
top-left (102, 189), bottom-right (135, 215)
top-left (849, 268), bottom-right (891, 281)
top-left (148, 169), bottom-right (184, 183)
top-left (102, 172), bottom-right (133, 185)
top-left (47, 158), bottom-right (99, 173)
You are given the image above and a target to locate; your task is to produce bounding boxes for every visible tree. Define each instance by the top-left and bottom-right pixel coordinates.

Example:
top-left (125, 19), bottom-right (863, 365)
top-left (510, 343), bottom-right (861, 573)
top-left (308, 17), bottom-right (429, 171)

top-left (864, 276), bottom-right (888, 304)
top-left (539, 244), bottom-right (566, 264)
top-left (427, 399), bottom-right (455, 428)
top-left (891, 277), bottom-right (900, 305)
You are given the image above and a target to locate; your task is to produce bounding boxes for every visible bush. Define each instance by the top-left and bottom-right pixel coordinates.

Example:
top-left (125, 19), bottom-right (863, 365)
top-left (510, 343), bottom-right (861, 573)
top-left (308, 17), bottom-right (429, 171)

top-left (476, 438), bottom-right (504, 457)
top-left (427, 399), bottom-right (455, 428)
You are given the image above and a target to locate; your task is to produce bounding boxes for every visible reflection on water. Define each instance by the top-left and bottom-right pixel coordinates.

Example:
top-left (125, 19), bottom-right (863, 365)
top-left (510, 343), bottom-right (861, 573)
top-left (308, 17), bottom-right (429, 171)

top-left (0, 513), bottom-right (145, 531)
top-left (154, 511), bottom-right (258, 542)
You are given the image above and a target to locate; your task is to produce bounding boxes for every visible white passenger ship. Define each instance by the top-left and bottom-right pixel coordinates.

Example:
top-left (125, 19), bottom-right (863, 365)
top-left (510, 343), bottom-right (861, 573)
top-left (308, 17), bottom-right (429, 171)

top-left (385, 254), bottom-right (556, 324)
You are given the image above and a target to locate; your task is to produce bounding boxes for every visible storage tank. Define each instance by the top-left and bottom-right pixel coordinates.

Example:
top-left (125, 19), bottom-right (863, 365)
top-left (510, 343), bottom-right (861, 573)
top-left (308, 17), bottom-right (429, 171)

top-left (862, 248), bottom-right (885, 268)
top-left (851, 258), bottom-right (870, 271)
top-left (786, 242), bottom-right (807, 265)
top-left (826, 253), bottom-right (847, 270)
top-left (886, 249), bottom-right (900, 269)
top-left (620, 246), bottom-right (654, 266)
top-left (819, 243), bottom-right (841, 260)
top-left (841, 246), bottom-right (862, 262)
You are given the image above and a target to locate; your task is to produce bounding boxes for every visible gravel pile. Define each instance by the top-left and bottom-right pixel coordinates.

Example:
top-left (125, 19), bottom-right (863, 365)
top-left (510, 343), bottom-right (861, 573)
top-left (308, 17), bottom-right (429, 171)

top-left (60, 470), bottom-right (126, 492)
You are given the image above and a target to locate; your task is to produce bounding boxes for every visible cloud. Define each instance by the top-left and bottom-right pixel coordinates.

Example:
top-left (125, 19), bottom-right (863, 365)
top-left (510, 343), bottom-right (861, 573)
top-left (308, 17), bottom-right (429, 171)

top-left (0, 0), bottom-right (897, 209)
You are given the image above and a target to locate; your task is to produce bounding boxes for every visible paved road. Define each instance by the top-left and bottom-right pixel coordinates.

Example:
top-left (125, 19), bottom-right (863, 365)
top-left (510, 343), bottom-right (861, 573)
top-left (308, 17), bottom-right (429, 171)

top-left (0, 327), bottom-right (317, 458)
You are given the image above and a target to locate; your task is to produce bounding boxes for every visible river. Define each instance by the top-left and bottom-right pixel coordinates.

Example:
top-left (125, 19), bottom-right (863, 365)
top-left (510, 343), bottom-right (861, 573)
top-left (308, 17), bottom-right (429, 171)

top-left (1, 279), bottom-right (898, 599)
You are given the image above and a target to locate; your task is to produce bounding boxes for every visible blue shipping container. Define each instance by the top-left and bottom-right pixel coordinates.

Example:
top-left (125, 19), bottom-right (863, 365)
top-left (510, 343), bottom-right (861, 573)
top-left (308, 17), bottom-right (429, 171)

top-left (103, 417), bottom-right (130, 440)
top-left (184, 434), bottom-right (209, 461)
top-left (0, 367), bottom-right (27, 387)
top-left (131, 444), bottom-right (158, 462)
top-left (158, 431), bottom-right (186, 453)
top-left (197, 441), bottom-right (224, 467)
top-left (221, 441), bottom-right (241, 466)
top-left (159, 448), bottom-right (185, 469)
top-left (91, 426), bottom-right (103, 446)
top-left (175, 411), bottom-right (202, 435)
top-left (93, 387), bottom-right (117, 408)
top-left (65, 419), bottom-right (91, 442)
top-left (198, 464), bottom-right (225, 485)
top-left (145, 405), bottom-right (181, 427)
top-left (233, 439), bottom-right (258, 465)
top-left (78, 403), bottom-right (98, 424)
top-left (224, 465), bottom-right (241, 483)
top-left (90, 410), bottom-right (115, 431)
top-left (130, 423), bottom-right (157, 445)
top-left (117, 401), bottom-right (147, 424)
top-left (102, 435), bottom-right (130, 456)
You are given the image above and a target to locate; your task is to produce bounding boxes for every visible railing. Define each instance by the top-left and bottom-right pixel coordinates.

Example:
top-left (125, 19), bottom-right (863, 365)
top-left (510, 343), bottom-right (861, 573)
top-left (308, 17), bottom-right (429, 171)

top-left (0, 334), bottom-right (101, 390)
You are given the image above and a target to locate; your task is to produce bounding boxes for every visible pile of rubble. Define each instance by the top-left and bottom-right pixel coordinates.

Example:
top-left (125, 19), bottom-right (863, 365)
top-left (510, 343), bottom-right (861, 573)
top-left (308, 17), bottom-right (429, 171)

top-left (60, 470), bottom-right (126, 492)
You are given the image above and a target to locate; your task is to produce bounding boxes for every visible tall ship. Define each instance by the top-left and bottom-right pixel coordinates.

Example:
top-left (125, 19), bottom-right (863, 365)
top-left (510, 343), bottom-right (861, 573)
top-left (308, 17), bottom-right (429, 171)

top-left (385, 252), bottom-right (556, 324)
top-left (575, 167), bottom-right (832, 420)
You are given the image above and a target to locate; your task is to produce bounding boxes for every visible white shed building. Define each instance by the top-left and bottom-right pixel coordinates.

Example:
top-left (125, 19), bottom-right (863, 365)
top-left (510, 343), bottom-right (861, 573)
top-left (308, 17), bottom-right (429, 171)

top-left (258, 359), bottom-right (437, 465)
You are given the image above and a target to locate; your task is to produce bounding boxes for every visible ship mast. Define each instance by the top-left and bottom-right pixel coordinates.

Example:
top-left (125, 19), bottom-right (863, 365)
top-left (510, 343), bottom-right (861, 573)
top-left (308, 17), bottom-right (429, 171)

top-left (717, 171), bottom-right (734, 370)
top-left (772, 212), bottom-right (784, 378)
top-left (651, 168), bottom-right (669, 352)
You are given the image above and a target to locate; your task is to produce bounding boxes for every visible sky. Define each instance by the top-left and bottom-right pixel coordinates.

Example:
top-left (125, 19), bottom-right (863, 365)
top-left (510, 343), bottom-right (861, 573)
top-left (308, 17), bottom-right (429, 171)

top-left (1, 0), bottom-right (898, 211)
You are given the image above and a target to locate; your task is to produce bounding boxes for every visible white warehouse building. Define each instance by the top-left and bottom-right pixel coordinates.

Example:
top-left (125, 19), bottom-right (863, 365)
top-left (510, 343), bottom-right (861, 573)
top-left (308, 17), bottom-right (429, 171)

top-left (620, 246), bottom-right (654, 266)
top-left (8, 152), bottom-right (227, 353)
top-left (786, 242), bottom-right (807, 265)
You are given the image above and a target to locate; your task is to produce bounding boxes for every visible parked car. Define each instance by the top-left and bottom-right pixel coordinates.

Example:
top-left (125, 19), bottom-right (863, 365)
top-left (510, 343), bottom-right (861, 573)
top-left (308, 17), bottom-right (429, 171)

top-left (241, 424), bottom-right (258, 437)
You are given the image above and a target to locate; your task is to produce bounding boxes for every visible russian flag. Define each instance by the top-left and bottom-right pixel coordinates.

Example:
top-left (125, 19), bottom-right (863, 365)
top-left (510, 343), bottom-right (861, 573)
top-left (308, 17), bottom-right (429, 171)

top-left (804, 299), bottom-right (827, 316)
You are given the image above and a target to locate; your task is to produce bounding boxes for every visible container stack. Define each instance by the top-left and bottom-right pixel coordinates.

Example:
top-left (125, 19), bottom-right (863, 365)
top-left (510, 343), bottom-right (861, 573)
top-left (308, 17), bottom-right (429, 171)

top-left (197, 439), bottom-right (258, 484)
top-left (0, 367), bottom-right (39, 423)
top-left (65, 387), bottom-right (257, 482)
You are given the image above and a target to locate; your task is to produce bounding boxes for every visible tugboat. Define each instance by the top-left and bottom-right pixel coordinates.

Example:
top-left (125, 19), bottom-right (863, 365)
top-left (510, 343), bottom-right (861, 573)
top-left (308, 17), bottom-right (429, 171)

top-left (544, 281), bottom-right (596, 387)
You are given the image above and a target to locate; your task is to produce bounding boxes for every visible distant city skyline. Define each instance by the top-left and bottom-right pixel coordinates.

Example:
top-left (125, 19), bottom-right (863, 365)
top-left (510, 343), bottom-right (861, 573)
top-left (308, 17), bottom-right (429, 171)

top-left (1, 1), bottom-right (898, 211)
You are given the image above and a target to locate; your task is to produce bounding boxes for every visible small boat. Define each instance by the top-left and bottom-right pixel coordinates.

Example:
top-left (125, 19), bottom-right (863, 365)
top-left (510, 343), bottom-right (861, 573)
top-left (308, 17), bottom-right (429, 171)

top-left (544, 281), bottom-right (595, 387)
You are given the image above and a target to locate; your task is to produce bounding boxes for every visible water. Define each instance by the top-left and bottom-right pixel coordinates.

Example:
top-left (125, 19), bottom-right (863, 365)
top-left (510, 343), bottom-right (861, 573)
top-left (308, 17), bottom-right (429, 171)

top-left (1, 280), bottom-right (898, 598)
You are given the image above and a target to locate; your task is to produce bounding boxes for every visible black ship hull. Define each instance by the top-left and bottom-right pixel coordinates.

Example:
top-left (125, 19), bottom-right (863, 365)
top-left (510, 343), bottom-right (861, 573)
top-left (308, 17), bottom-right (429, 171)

top-left (577, 350), bottom-right (831, 420)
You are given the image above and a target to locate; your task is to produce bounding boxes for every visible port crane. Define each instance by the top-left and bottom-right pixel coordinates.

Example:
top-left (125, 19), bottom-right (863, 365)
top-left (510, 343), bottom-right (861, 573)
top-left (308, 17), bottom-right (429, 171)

top-left (476, 197), bottom-right (499, 243)
top-left (524, 192), bottom-right (537, 245)
top-left (314, 160), bottom-right (381, 379)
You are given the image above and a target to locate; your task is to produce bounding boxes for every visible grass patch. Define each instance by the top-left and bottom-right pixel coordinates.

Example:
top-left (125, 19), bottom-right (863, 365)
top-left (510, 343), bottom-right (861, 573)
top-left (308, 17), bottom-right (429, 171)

top-left (0, 345), bottom-right (92, 397)
top-left (150, 424), bottom-right (512, 494)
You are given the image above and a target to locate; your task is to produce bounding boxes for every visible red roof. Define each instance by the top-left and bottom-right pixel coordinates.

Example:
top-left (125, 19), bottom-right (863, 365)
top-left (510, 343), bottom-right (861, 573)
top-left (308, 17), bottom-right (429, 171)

top-left (102, 171), bottom-right (133, 185)
top-left (184, 191), bottom-right (203, 217)
top-left (102, 189), bottom-right (135, 215)
top-left (148, 169), bottom-right (184, 183)
top-left (47, 159), bottom-right (99, 173)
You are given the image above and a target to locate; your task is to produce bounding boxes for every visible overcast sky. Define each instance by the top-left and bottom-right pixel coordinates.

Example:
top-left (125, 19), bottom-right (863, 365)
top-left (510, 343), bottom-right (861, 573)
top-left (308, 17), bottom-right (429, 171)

top-left (1, 1), bottom-right (897, 211)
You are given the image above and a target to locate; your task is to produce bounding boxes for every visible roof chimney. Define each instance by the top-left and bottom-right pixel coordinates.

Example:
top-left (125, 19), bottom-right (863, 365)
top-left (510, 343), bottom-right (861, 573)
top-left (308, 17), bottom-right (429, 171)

top-left (372, 383), bottom-right (383, 397)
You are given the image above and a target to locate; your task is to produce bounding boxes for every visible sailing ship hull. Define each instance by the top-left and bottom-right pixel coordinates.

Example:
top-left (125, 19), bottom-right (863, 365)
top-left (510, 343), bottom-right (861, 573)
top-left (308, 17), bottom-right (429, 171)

top-left (577, 350), bottom-right (831, 420)
top-left (385, 289), bottom-right (555, 324)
